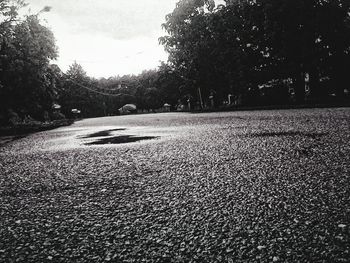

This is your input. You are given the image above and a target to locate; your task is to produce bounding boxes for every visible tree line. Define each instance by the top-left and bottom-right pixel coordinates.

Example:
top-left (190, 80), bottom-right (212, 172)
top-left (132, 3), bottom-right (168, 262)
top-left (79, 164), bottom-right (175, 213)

top-left (1, 0), bottom-right (349, 125)
top-left (58, 62), bottom-right (182, 118)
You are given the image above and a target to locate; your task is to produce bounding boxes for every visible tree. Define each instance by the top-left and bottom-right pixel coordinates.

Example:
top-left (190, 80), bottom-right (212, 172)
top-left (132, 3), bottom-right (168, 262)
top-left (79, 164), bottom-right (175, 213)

top-left (160, 0), bottom-right (218, 105)
top-left (0, 7), bottom-right (59, 121)
top-left (155, 62), bottom-right (182, 107)
top-left (59, 62), bottom-right (98, 118)
top-left (254, 0), bottom-right (350, 101)
top-left (160, 0), bottom-right (350, 106)
top-left (0, 0), bottom-right (26, 34)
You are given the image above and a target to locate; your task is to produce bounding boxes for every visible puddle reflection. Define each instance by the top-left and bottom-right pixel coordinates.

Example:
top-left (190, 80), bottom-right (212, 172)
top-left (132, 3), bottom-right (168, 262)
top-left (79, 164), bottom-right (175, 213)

top-left (85, 135), bottom-right (159, 145)
top-left (81, 128), bottom-right (126, 138)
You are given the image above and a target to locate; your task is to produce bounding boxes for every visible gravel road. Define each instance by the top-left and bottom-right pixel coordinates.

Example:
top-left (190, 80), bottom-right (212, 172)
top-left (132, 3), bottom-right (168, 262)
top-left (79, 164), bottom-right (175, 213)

top-left (1, 108), bottom-right (350, 262)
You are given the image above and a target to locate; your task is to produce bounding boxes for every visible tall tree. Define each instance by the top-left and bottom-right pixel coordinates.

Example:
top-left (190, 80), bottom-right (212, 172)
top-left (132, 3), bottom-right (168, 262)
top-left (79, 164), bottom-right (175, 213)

top-left (160, 0), bottom-right (218, 105)
top-left (0, 7), bottom-right (58, 121)
top-left (60, 62), bottom-right (96, 117)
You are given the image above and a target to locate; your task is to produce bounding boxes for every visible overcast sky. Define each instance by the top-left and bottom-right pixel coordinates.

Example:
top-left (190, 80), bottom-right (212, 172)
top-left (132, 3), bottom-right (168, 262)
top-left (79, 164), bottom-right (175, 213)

top-left (25, 0), bottom-right (180, 78)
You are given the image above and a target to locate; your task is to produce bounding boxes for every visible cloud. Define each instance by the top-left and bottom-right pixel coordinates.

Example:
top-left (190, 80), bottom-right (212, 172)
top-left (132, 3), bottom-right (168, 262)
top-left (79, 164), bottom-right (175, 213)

top-left (23, 0), bottom-right (178, 77)
top-left (55, 30), bottom-right (168, 77)
top-left (27, 0), bottom-right (178, 39)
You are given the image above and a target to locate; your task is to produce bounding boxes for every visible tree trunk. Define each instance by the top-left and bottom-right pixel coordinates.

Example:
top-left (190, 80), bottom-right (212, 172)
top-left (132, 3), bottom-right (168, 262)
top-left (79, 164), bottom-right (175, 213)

top-left (331, 54), bottom-right (347, 98)
top-left (294, 70), bottom-right (305, 104)
top-left (308, 67), bottom-right (320, 99)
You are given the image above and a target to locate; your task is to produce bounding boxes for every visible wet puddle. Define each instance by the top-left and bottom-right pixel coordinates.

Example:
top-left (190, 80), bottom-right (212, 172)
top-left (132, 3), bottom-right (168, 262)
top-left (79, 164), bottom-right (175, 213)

top-left (0, 135), bottom-right (27, 147)
top-left (80, 128), bottom-right (159, 145)
top-left (81, 128), bottom-right (126, 138)
top-left (85, 135), bottom-right (159, 145)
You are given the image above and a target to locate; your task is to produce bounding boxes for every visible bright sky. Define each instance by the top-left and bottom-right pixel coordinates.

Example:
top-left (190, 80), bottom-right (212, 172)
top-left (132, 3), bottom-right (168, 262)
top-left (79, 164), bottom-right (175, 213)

top-left (25, 0), bottom-right (180, 78)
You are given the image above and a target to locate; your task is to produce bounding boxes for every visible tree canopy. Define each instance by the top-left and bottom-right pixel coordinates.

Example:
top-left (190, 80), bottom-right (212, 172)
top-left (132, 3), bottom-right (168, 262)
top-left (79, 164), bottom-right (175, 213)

top-left (160, 0), bottom-right (350, 106)
top-left (0, 0), bottom-right (59, 123)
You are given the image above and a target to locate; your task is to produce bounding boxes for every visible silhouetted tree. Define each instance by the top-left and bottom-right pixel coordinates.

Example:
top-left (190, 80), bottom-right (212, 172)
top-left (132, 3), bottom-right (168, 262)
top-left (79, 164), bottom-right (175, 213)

top-left (0, 5), bottom-right (58, 122)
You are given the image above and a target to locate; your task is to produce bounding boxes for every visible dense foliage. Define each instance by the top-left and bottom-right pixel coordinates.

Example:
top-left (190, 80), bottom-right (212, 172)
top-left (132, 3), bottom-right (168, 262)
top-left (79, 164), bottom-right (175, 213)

top-left (0, 0), bottom-right (349, 124)
top-left (56, 62), bottom-right (182, 118)
top-left (0, 0), bottom-right (59, 124)
top-left (160, 0), bottom-right (350, 106)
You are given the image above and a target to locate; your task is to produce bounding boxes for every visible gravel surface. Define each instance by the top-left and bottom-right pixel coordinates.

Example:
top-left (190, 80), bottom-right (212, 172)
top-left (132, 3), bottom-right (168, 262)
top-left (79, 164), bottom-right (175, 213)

top-left (1, 108), bottom-right (350, 262)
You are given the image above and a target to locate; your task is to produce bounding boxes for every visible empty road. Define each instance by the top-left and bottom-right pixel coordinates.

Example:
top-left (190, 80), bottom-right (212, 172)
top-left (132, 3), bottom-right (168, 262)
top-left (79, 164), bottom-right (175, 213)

top-left (1, 108), bottom-right (350, 262)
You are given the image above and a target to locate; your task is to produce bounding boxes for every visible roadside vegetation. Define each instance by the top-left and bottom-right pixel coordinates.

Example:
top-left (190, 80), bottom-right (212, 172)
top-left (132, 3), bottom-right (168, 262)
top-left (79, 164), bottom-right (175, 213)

top-left (0, 0), bottom-right (349, 128)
